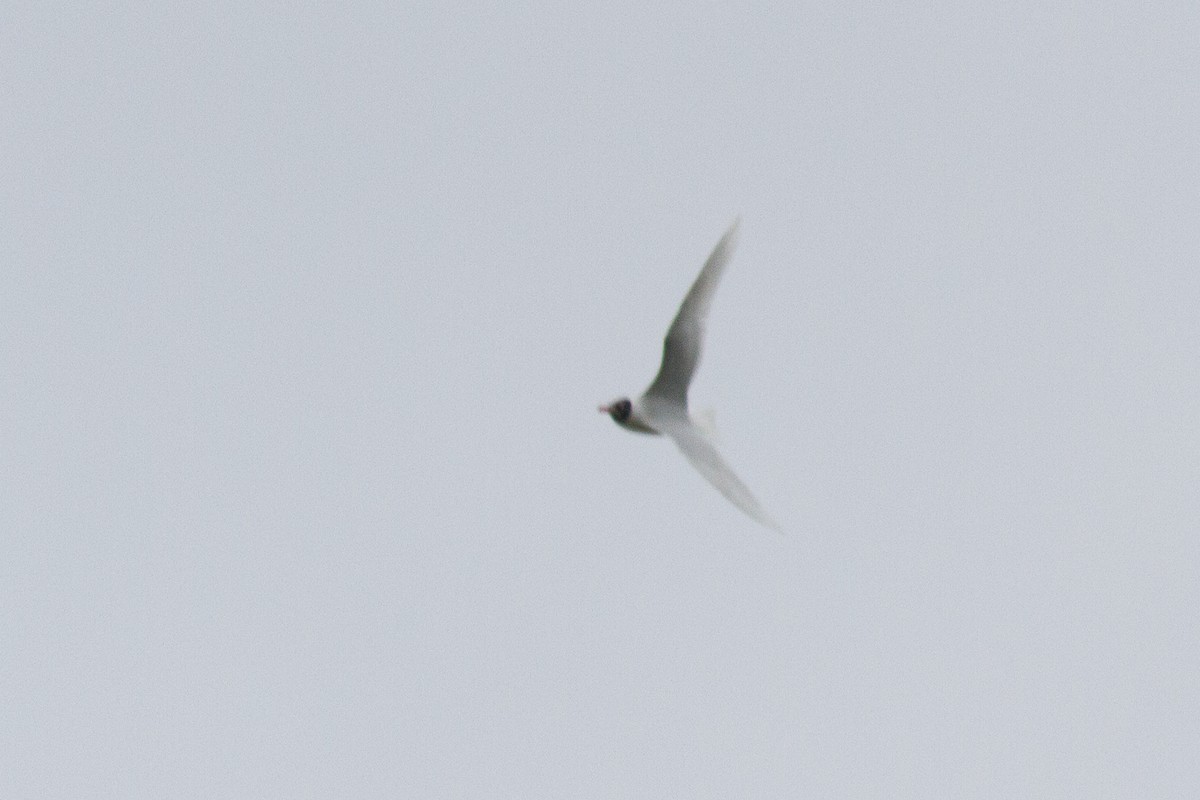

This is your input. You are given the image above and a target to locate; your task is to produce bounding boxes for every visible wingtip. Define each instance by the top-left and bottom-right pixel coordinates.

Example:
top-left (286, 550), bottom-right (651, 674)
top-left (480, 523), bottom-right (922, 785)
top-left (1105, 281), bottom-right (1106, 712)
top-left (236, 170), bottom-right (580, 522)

top-left (710, 216), bottom-right (741, 260)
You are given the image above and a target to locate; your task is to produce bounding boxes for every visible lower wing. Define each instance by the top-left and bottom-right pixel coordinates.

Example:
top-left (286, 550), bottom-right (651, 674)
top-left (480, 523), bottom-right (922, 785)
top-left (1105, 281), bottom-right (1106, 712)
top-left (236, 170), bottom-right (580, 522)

top-left (651, 413), bottom-right (780, 532)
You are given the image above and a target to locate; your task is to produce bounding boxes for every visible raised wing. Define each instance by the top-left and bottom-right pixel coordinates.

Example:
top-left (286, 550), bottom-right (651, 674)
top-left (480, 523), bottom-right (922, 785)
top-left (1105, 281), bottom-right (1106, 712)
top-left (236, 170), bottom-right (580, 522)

top-left (643, 218), bottom-right (741, 407)
top-left (644, 403), bottom-right (780, 531)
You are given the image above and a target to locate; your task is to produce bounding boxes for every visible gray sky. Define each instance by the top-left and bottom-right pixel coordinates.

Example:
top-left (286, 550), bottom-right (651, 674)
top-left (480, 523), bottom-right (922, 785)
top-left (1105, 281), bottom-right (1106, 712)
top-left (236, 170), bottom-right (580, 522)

top-left (4, 3), bottom-right (1198, 797)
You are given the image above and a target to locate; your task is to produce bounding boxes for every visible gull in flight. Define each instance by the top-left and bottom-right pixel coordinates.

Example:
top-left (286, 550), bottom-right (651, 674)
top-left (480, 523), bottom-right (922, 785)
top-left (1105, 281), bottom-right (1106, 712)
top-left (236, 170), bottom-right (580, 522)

top-left (599, 218), bottom-right (780, 530)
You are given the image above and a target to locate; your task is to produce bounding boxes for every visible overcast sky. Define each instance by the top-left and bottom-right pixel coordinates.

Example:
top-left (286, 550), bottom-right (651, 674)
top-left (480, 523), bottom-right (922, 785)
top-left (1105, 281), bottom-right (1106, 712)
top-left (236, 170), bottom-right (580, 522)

top-left (4, 3), bottom-right (1199, 797)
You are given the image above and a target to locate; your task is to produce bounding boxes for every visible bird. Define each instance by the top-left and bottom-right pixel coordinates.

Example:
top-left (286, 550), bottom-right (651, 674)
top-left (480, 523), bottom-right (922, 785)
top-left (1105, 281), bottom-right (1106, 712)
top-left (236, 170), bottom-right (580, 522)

top-left (599, 218), bottom-right (780, 530)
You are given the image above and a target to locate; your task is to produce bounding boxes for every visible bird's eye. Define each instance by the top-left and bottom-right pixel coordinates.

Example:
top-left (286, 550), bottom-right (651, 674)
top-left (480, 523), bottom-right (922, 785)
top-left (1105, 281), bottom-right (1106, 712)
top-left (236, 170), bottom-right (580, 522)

top-left (614, 400), bottom-right (631, 421)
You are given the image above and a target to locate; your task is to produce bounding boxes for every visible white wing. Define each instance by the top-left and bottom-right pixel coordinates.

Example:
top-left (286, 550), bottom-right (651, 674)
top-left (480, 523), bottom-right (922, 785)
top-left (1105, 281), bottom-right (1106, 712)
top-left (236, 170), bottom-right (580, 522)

top-left (643, 403), bottom-right (780, 531)
top-left (643, 218), bottom-right (741, 407)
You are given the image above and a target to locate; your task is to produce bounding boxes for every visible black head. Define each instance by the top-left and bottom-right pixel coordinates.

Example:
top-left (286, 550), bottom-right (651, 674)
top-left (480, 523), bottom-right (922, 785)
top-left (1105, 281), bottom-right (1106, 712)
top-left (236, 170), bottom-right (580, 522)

top-left (601, 397), bottom-right (632, 423)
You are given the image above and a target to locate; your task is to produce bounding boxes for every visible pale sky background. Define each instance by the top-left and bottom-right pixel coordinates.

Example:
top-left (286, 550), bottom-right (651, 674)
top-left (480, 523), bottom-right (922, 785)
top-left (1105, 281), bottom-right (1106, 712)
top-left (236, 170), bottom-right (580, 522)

top-left (4, 3), bottom-right (1199, 798)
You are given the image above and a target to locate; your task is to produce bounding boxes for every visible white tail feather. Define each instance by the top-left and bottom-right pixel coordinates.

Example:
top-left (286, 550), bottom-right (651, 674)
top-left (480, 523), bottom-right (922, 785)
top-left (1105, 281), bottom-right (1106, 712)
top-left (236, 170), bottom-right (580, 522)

top-left (691, 407), bottom-right (719, 441)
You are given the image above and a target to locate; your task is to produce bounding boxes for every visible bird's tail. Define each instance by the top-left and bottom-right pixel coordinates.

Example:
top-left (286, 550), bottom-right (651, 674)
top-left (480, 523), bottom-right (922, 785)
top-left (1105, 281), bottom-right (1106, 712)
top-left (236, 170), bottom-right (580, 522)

top-left (690, 407), bottom-right (719, 441)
